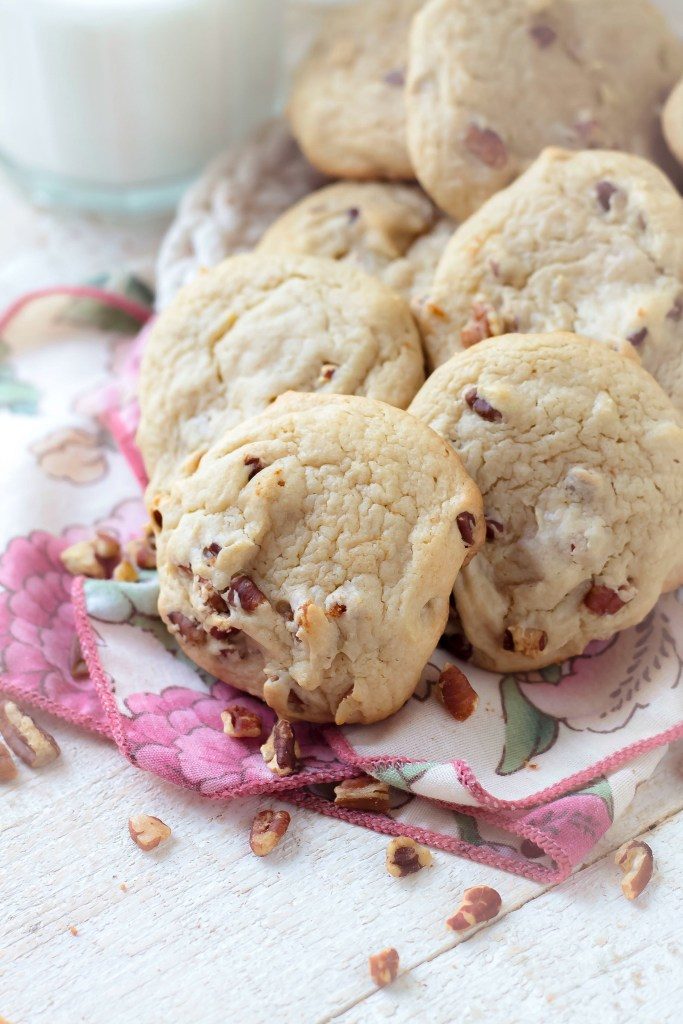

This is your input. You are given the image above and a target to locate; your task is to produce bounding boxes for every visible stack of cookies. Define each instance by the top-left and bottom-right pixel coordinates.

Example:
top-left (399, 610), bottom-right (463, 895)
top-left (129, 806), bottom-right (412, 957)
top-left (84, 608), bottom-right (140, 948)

top-left (139, 0), bottom-right (683, 728)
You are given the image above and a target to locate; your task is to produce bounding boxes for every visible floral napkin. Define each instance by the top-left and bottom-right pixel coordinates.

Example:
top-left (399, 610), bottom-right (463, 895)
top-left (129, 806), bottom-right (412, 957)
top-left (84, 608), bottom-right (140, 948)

top-left (1, 284), bottom-right (681, 884)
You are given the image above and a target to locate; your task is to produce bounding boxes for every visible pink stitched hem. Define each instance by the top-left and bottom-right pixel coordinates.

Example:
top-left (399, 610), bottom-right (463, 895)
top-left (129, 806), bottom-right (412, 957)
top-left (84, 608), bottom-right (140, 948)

top-left (71, 576), bottom-right (358, 795)
top-left (285, 792), bottom-right (569, 885)
top-left (0, 285), bottom-right (152, 337)
top-left (101, 407), bottom-right (148, 489)
top-left (0, 677), bottom-right (112, 738)
top-left (324, 718), bottom-right (683, 812)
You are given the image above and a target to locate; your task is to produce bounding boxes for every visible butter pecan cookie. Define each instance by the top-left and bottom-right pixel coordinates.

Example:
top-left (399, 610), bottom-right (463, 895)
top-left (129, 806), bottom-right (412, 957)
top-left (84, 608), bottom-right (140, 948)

top-left (288, 0), bottom-right (423, 180)
top-left (406, 0), bottom-right (683, 220)
top-left (258, 181), bottom-right (454, 308)
top-left (154, 392), bottom-right (484, 725)
top-left (419, 148), bottom-right (683, 412)
top-left (409, 333), bottom-right (683, 672)
top-left (138, 253), bottom-right (425, 488)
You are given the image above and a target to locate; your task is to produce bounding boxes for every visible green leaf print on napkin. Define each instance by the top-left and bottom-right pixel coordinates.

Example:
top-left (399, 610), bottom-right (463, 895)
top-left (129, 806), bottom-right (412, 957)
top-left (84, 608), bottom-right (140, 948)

top-left (373, 761), bottom-right (439, 792)
top-left (497, 676), bottom-right (559, 776)
top-left (65, 272), bottom-right (154, 333)
top-left (0, 340), bottom-right (39, 413)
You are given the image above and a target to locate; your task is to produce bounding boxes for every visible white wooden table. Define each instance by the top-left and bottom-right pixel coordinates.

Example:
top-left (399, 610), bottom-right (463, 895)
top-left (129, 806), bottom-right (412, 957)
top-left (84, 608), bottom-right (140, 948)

top-left (2, 3), bottom-right (683, 1011)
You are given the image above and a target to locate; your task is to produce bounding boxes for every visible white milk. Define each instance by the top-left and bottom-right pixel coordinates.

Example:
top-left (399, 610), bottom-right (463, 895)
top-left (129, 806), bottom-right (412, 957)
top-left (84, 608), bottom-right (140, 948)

top-left (0, 0), bottom-right (283, 210)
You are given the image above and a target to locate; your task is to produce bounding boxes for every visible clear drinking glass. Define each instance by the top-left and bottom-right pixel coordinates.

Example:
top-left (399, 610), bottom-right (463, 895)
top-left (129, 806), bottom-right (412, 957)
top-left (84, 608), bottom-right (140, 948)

top-left (0, 0), bottom-right (283, 214)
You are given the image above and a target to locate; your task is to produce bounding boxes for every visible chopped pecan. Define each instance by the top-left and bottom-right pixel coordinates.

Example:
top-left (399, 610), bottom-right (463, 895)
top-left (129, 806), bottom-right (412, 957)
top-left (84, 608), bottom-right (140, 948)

top-left (249, 809), bottom-right (291, 856)
top-left (485, 517), bottom-right (504, 541)
top-left (369, 948), bottom-right (399, 987)
top-left (446, 885), bottom-right (502, 931)
top-left (383, 68), bottom-right (405, 87)
top-left (60, 540), bottom-right (106, 578)
top-left (436, 665), bottom-right (478, 721)
top-left (530, 24), bottom-right (556, 47)
top-left (460, 302), bottom-right (495, 347)
top-left (202, 583), bottom-right (229, 615)
top-left (113, 560), bottom-right (139, 583)
top-left (0, 701), bottom-right (60, 768)
top-left (667, 295), bottom-right (683, 322)
top-left (596, 181), bottom-right (619, 212)
top-left (318, 363), bottom-right (338, 384)
top-left (502, 625), bottom-right (548, 656)
top-left (245, 455), bottom-right (264, 480)
top-left (615, 840), bottom-right (653, 900)
top-left (222, 705), bottom-right (263, 739)
top-left (227, 574), bottom-right (266, 613)
top-left (334, 776), bottom-right (391, 813)
top-left (456, 511), bottom-right (477, 547)
top-left (327, 602), bottom-right (347, 619)
top-left (128, 814), bottom-right (172, 852)
top-left (464, 124), bottom-right (508, 169)
top-left (203, 542), bottom-right (221, 564)
top-left (583, 585), bottom-right (626, 616)
top-left (133, 538), bottom-right (157, 570)
top-left (167, 611), bottom-right (205, 644)
top-left (261, 719), bottom-right (300, 777)
top-left (0, 740), bottom-right (17, 782)
top-left (627, 327), bottom-right (648, 347)
top-left (386, 836), bottom-right (433, 877)
top-left (465, 388), bottom-right (502, 422)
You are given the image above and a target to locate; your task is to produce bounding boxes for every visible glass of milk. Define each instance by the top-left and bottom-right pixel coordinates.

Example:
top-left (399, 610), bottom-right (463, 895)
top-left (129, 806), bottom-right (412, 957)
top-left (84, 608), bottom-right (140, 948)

top-left (0, 0), bottom-right (283, 213)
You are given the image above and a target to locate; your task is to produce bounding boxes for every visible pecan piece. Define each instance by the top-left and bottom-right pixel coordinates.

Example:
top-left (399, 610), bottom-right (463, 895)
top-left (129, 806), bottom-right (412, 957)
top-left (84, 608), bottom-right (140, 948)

top-left (227, 574), bottom-right (266, 613)
top-left (244, 455), bottom-right (264, 480)
top-left (446, 885), bottom-right (502, 931)
top-left (464, 124), bottom-right (508, 169)
top-left (249, 809), bottom-right (291, 856)
top-left (261, 719), bottom-right (300, 777)
top-left (485, 517), bottom-right (504, 542)
top-left (436, 665), bottom-right (478, 721)
top-left (465, 388), bottom-right (502, 422)
top-left (222, 705), bottom-right (262, 739)
top-left (383, 67), bottom-right (405, 87)
top-left (129, 535), bottom-right (157, 570)
top-left (327, 602), bottom-right (347, 619)
top-left (502, 625), bottom-right (548, 656)
top-left (583, 585), bottom-right (626, 616)
top-left (113, 559), bottom-right (139, 583)
top-left (627, 327), bottom-right (648, 347)
top-left (318, 363), bottom-right (337, 384)
top-left (0, 701), bottom-right (60, 768)
top-left (667, 295), bottom-right (683, 322)
top-left (369, 948), bottom-right (399, 988)
top-left (530, 24), bottom-right (556, 47)
top-left (615, 840), bottom-right (653, 900)
top-left (203, 542), bottom-right (221, 564)
top-left (334, 776), bottom-right (391, 813)
top-left (460, 302), bottom-right (495, 347)
top-left (386, 836), bottom-right (433, 877)
top-left (596, 180), bottom-right (619, 212)
top-left (0, 740), bottom-right (17, 782)
top-left (456, 511), bottom-right (477, 547)
top-left (60, 540), bottom-right (106, 578)
top-left (167, 611), bottom-right (205, 645)
top-left (128, 814), bottom-right (172, 852)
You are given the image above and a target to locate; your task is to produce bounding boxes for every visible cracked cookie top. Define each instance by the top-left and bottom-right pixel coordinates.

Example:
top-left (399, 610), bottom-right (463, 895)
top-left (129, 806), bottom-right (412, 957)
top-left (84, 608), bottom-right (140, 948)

top-left (409, 332), bottom-right (683, 671)
top-left (258, 181), bottom-right (454, 307)
top-left (137, 253), bottom-right (425, 488)
top-left (419, 148), bottom-right (683, 413)
top-left (154, 392), bottom-right (484, 725)
top-left (406, 0), bottom-right (683, 220)
top-left (288, 0), bottom-right (423, 179)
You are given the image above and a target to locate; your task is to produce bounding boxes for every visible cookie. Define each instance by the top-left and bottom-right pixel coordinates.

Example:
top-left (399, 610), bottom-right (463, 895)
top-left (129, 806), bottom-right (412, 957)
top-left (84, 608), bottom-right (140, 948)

top-left (154, 392), bottom-right (484, 725)
top-left (406, 0), bottom-right (683, 220)
top-left (138, 253), bottom-right (425, 489)
top-left (258, 181), bottom-right (454, 307)
top-left (288, 0), bottom-right (423, 180)
top-left (419, 148), bottom-right (683, 412)
top-left (409, 333), bottom-right (683, 672)
top-left (156, 120), bottom-right (325, 310)
top-left (663, 76), bottom-right (683, 168)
